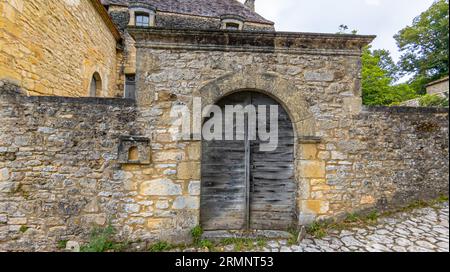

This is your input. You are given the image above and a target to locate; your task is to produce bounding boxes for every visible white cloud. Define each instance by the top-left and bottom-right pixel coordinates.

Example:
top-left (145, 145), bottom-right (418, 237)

top-left (365, 0), bottom-right (381, 6)
top-left (249, 0), bottom-right (435, 62)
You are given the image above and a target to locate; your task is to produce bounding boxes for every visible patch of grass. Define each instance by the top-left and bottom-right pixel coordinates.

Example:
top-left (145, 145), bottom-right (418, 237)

top-left (366, 211), bottom-right (379, 222)
top-left (345, 213), bottom-right (359, 223)
top-left (80, 225), bottom-right (125, 252)
top-left (306, 222), bottom-right (328, 239)
top-left (198, 239), bottom-right (214, 250)
top-left (57, 240), bottom-right (68, 249)
top-left (256, 238), bottom-right (268, 248)
top-left (287, 226), bottom-right (300, 246)
top-left (190, 225), bottom-right (203, 245)
top-left (220, 238), bottom-right (258, 252)
top-left (19, 226), bottom-right (29, 233)
top-left (148, 241), bottom-right (174, 252)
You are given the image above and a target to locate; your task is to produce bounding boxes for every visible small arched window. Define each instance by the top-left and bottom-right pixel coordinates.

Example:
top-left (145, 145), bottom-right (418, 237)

top-left (89, 72), bottom-right (102, 97)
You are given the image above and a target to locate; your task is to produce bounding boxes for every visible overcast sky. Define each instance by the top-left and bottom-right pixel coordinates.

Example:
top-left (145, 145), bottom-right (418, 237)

top-left (241, 0), bottom-right (435, 62)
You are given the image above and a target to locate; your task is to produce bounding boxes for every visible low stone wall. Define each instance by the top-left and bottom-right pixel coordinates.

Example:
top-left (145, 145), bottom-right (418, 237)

top-left (0, 82), bottom-right (139, 251)
top-left (353, 106), bottom-right (449, 208)
top-left (296, 106), bottom-right (449, 223)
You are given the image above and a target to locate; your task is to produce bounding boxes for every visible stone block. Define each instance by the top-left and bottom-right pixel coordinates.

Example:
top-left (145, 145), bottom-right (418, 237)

top-left (186, 142), bottom-right (201, 161)
top-left (188, 181), bottom-right (201, 196)
top-left (124, 204), bottom-right (140, 213)
top-left (300, 144), bottom-right (317, 160)
top-left (8, 217), bottom-right (27, 225)
top-left (361, 195), bottom-right (375, 205)
top-left (153, 151), bottom-right (185, 162)
top-left (156, 200), bottom-right (170, 209)
top-left (303, 200), bottom-right (330, 214)
top-left (177, 162), bottom-right (200, 180)
top-left (0, 168), bottom-right (10, 181)
top-left (140, 179), bottom-right (182, 196)
top-left (172, 196), bottom-right (199, 210)
top-left (66, 241), bottom-right (80, 252)
top-left (304, 71), bottom-right (334, 82)
top-left (298, 161), bottom-right (326, 178)
top-left (147, 218), bottom-right (170, 230)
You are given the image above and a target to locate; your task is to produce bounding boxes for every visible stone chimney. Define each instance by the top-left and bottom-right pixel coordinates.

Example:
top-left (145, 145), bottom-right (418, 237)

top-left (244, 0), bottom-right (255, 11)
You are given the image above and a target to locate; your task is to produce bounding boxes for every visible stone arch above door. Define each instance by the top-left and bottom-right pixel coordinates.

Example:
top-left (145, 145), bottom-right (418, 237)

top-left (197, 70), bottom-right (316, 137)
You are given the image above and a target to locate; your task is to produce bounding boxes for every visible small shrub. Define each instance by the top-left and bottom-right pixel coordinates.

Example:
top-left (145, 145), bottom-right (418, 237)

top-left (80, 225), bottom-right (124, 252)
top-left (19, 226), bottom-right (29, 233)
top-left (287, 226), bottom-right (300, 246)
top-left (306, 222), bottom-right (327, 239)
top-left (256, 239), bottom-right (268, 248)
top-left (191, 225), bottom-right (203, 244)
top-left (366, 211), bottom-right (379, 222)
top-left (198, 240), bottom-right (214, 250)
top-left (149, 241), bottom-right (173, 252)
top-left (345, 213), bottom-right (359, 223)
top-left (57, 240), bottom-right (68, 249)
top-left (419, 94), bottom-right (449, 107)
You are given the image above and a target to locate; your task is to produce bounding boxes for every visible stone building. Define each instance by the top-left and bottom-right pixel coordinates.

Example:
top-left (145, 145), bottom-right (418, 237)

top-left (104, 0), bottom-right (275, 98)
top-left (0, 0), bottom-right (121, 97)
top-left (426, 76), bottom-right (449, 98)
top-left (0, 0), bottom-right (448, 251)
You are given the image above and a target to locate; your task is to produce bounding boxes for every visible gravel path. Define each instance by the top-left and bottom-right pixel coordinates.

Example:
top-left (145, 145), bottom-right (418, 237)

top-left (208, 202), bottom-right (449, 252)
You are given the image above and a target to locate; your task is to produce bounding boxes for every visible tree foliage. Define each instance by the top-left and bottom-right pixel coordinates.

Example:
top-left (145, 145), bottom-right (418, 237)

top-left (362, 46), bottom-right (418, 106)
top-left (394, 0), bottom-right (449, 93)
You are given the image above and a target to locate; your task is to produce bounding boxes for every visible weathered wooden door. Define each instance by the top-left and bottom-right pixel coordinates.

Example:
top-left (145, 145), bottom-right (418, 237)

top-left (201, 92), bottom-right (296, 231)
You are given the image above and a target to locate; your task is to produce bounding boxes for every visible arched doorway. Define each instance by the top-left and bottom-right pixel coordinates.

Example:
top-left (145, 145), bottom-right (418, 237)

top-left (201, 91), bottom-right (296, 231)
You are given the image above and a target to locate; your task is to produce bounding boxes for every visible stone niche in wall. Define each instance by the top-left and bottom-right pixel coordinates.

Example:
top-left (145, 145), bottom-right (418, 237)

top-left (118, 136), bottom-right (151, 165)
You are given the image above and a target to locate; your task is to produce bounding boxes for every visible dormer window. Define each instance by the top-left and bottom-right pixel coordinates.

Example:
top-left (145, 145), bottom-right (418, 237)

top-left (135, 13), bottom-right (150, 27)
top-left (220, 15), bottom-right (244, 31)
top-left (129, 6), bottom-right (155, 27)
top-left (225, 22), bottom-right (240, 30)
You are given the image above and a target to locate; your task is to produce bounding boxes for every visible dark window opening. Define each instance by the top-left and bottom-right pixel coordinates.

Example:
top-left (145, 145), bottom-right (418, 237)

top-left (128, 146), bottom-right (139, 161)
top-left (225, 23), bottom-right (240, 30)
top-left (135, 13), bottom-right (150, 27)
top-left (125, 74), bottom-right (136, 100)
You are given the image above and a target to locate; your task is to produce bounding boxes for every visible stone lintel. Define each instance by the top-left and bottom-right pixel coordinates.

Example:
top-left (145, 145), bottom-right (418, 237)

top-left (298, 136), bottom-right (323, 144)
top-left (129, 27), bottom-right (376, 55)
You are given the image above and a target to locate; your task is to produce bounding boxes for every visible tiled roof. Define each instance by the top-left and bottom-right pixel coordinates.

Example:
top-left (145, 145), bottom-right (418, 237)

top-left (104, 0), bottom-right (274, 24)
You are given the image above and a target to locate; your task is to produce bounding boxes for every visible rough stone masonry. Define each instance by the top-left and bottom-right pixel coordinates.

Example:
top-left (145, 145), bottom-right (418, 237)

top-left (0, 27), bottom-right (448, 251)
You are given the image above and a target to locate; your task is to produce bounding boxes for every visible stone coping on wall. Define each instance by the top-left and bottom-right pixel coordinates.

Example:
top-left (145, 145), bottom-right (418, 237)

top-left (362, 105), bottom-right (449, 114)
top-left (0, 80), bottom-right (135, 106)
top-left (129, 27), bottom-right (376, 55)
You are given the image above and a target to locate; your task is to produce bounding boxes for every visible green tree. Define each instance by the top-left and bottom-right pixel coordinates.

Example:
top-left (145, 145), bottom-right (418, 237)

top-left (394, 0), bottom-right (449, 93)
top-left (372, 49), bottom-right (399, 80)
top-left (362, 46), bottom-right (418, 105)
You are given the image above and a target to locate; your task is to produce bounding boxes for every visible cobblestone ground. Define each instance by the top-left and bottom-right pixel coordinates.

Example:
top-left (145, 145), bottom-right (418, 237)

top-left (212, 202), bottom-right (449, 253)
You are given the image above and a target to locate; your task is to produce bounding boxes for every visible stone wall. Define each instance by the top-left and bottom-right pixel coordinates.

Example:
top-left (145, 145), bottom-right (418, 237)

top-left (0, 81), bottom-right (140, 251)
top-left (0, 0), bottom-right (119, 97)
